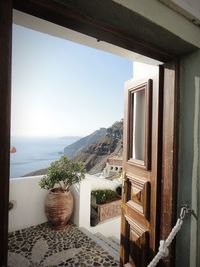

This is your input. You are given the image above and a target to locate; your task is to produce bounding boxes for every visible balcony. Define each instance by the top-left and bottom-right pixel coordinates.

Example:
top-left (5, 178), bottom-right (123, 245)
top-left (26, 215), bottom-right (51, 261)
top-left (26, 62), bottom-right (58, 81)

top-left (8, 174), bottom-right (121, 266)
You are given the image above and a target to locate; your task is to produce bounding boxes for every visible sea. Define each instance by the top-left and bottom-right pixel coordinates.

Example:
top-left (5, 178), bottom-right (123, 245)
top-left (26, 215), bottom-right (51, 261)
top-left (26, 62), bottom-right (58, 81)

top-left (10, 136), bottom-right (80, 178)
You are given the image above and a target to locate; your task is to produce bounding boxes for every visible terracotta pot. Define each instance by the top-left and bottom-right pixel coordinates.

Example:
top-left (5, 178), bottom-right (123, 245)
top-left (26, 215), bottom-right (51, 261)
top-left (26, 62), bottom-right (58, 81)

top-left (45, 188), bottom-right (73, 230)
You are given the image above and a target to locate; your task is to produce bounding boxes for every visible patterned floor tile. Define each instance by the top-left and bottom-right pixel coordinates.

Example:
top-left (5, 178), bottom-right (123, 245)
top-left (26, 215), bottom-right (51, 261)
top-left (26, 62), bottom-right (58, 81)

top-left (8, 223), bottom-right (119, 267)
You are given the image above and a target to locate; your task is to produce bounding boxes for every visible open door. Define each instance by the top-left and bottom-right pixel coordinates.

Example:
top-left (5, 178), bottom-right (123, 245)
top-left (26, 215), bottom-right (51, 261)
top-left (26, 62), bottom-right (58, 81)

top-left (120, 69), bottom-right (163, 267)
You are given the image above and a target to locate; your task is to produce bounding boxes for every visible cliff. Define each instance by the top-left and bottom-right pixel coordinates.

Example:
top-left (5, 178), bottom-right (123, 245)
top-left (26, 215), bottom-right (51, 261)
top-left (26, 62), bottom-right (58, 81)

top-left (64, 128), bottom-right (107, 159)
top-left (73, 120), bottom-right (123, 174)
top-left (24, 120), bottom-right (123, 177)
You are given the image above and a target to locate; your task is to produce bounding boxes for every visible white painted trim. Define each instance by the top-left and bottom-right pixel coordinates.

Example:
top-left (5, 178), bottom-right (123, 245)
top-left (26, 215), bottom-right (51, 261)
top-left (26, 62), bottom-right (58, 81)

top-left (13, 9), bottom-right (161, 66)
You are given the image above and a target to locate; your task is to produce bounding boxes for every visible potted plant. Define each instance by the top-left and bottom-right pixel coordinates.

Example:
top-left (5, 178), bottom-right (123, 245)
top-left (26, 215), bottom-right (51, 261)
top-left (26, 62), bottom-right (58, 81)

top-left (91, 189), bottom-right (121, 222)
top-left (39, 156), bottom-right (85, 230)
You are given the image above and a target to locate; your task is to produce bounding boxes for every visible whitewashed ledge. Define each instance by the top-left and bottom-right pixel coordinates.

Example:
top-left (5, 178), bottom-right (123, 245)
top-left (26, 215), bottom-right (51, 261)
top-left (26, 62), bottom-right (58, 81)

top-left (9, 174), bottom-right (121, 234)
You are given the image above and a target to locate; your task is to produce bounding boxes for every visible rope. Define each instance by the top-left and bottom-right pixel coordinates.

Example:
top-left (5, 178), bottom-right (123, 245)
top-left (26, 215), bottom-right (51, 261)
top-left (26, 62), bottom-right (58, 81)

top-left (147, 206), bottom-right (192, 267)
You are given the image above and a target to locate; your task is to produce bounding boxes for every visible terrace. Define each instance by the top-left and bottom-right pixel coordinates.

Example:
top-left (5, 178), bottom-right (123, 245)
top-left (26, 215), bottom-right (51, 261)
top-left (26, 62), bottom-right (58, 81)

top-left (8, 223), bottom-right (119, 267)
top-left (8, 174), bottom-right (121, 266)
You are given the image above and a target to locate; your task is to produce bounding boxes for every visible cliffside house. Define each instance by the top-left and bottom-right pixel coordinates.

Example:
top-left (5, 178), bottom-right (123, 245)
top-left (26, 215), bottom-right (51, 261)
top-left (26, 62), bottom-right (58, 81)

top-left (103, 156), bottom-right (123, 178)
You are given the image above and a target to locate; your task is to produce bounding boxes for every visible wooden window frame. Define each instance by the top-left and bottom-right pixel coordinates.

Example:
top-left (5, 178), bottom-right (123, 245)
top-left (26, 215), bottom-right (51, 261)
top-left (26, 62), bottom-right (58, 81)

top-left (0, 1), bottom-right (180, 267)
top-left (127, 80), bottom-right (152, 170)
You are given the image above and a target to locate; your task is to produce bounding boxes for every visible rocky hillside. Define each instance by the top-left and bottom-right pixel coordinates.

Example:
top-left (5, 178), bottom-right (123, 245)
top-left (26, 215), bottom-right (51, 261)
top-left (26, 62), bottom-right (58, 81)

top-left (24, 120), bottom-right (123, 177)
top-left (73, 120), bottom-right (123, 174)
top-left (64, 128), bottom-right (107, 159)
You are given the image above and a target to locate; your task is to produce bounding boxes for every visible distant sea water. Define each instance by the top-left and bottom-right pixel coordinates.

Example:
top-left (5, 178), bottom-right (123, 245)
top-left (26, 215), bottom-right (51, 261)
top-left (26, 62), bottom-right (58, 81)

top-left (10, 136), bottom-right (80, 178)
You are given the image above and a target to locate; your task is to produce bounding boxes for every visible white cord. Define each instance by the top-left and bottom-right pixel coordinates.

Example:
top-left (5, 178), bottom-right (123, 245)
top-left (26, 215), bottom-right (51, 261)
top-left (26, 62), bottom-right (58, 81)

top-left (147, 206), bottom-right (191, 267)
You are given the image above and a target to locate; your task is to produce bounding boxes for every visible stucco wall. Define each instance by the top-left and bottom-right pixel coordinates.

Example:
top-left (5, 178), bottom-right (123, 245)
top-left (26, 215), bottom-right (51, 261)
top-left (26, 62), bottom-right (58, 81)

top-left (9, 176), bottom-right (48, 232)
top-left (114, 0), bottom-right (200, 48)
top-left (9, 174), bottom-right (120, 239)
top-left (177, 49), bottom-right (200, 267)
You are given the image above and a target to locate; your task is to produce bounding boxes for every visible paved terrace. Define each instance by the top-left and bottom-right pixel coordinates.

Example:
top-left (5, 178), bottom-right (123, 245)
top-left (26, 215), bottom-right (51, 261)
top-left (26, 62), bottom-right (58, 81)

top-left (8, 222), bottom-right (120, 267)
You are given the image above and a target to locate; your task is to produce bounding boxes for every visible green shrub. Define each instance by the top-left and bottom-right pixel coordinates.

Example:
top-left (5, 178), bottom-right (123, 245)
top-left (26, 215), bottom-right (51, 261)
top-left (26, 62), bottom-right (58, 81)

top-left (39, 156), bottom-right (85, 192)
top-left (91, 189), bottom-right (119, 205)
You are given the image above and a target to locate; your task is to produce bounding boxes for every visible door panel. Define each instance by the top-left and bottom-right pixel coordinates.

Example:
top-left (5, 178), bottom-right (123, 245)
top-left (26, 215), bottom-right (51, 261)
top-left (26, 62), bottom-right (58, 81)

top-left (126, 174), bottom-right (151, 220)
top-left (126, 215), bottom-right (149, 267)
top-left (121, 72), bottom-right (161, 267)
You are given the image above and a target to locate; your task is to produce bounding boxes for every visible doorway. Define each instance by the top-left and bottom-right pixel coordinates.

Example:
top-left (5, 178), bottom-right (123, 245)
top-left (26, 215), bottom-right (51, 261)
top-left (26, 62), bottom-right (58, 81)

top-left (0, 1), bottom-right (183, 266)
top-left (9, 23), bottom-right (131, 266)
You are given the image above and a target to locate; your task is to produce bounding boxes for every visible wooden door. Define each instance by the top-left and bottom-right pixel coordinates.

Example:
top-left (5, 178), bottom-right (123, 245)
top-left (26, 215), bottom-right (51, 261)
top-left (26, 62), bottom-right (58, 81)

top-left (120, 71), bottom-right (163, 267)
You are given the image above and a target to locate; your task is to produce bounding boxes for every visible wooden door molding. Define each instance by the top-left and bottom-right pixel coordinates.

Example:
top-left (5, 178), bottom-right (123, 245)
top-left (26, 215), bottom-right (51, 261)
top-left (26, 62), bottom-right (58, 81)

top-left (126, 174), bottom-right (151, 220)
top-left (159, 62), bottom-right (179, 267)
top-left (0, 0), bottom-right (12, 266)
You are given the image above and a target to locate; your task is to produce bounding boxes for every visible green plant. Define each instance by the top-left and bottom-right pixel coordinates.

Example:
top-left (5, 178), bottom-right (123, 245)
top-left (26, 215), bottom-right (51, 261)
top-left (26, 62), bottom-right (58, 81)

top-left (39, 156), bottom-right (85, 192)
top-left (91, 189), bottom-right (119, 205)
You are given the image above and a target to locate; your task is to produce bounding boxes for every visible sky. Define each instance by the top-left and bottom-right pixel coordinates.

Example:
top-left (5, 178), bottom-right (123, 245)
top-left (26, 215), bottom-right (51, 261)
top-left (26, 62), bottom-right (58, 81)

top-left (11, 24), bottom-right (132, 137)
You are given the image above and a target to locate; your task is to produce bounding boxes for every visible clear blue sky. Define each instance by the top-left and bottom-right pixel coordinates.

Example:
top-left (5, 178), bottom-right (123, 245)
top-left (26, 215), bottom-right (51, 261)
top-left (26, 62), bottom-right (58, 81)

top-left (11, 24), bottom-right (132, 137)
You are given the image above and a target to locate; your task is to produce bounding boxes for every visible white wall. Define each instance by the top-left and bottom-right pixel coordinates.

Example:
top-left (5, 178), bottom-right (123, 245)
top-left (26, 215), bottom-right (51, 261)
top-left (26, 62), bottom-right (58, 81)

top-left (133, 62), bottom-right (159, 80)
top-left (88, 217), bottom-right (121, 239)
top-left (79, 175), bottom-right (121, 239)
top-left (175, 49), bottom-right (200, 267)
top-left (71, 174), bottom-right (120, 229)
top-left (114, 0), bottom-right (200, 48)
top-left (160, 0), bottom-right (200, 24)
top-left (70, 179), bottom-right (91, 229)
top-left (9, 175), bottom-right (91, 232)
top-left (9, 176), bottom-right (48, 232)
top-left (9, 174), bottom-right (121, 239)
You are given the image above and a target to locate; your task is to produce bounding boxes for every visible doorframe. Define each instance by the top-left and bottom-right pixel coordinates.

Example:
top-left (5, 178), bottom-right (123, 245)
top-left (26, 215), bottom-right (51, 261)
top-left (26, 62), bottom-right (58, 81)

top-left (0, 0), bottom-right (12, 265)
top-left (160, 61), bottom-right (179, 267)
top-left (150, 61), bottom-right (179, 267)
top-left (1, 1), bottom-right (181, 266)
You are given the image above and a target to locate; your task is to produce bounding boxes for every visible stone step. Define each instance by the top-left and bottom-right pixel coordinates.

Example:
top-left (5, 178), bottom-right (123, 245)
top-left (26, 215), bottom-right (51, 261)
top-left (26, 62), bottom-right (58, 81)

top-left (95, 232), bottom-right (120, 255)
top-left (80, 228), bottom-right (119, 262)
top-left (108, 235), bottom-right (120, 249)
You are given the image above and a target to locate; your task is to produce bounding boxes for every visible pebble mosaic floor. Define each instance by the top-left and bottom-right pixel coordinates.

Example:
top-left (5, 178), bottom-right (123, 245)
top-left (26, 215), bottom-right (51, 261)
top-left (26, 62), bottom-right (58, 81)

top-left (8, 223), bottom-right (119, 267)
